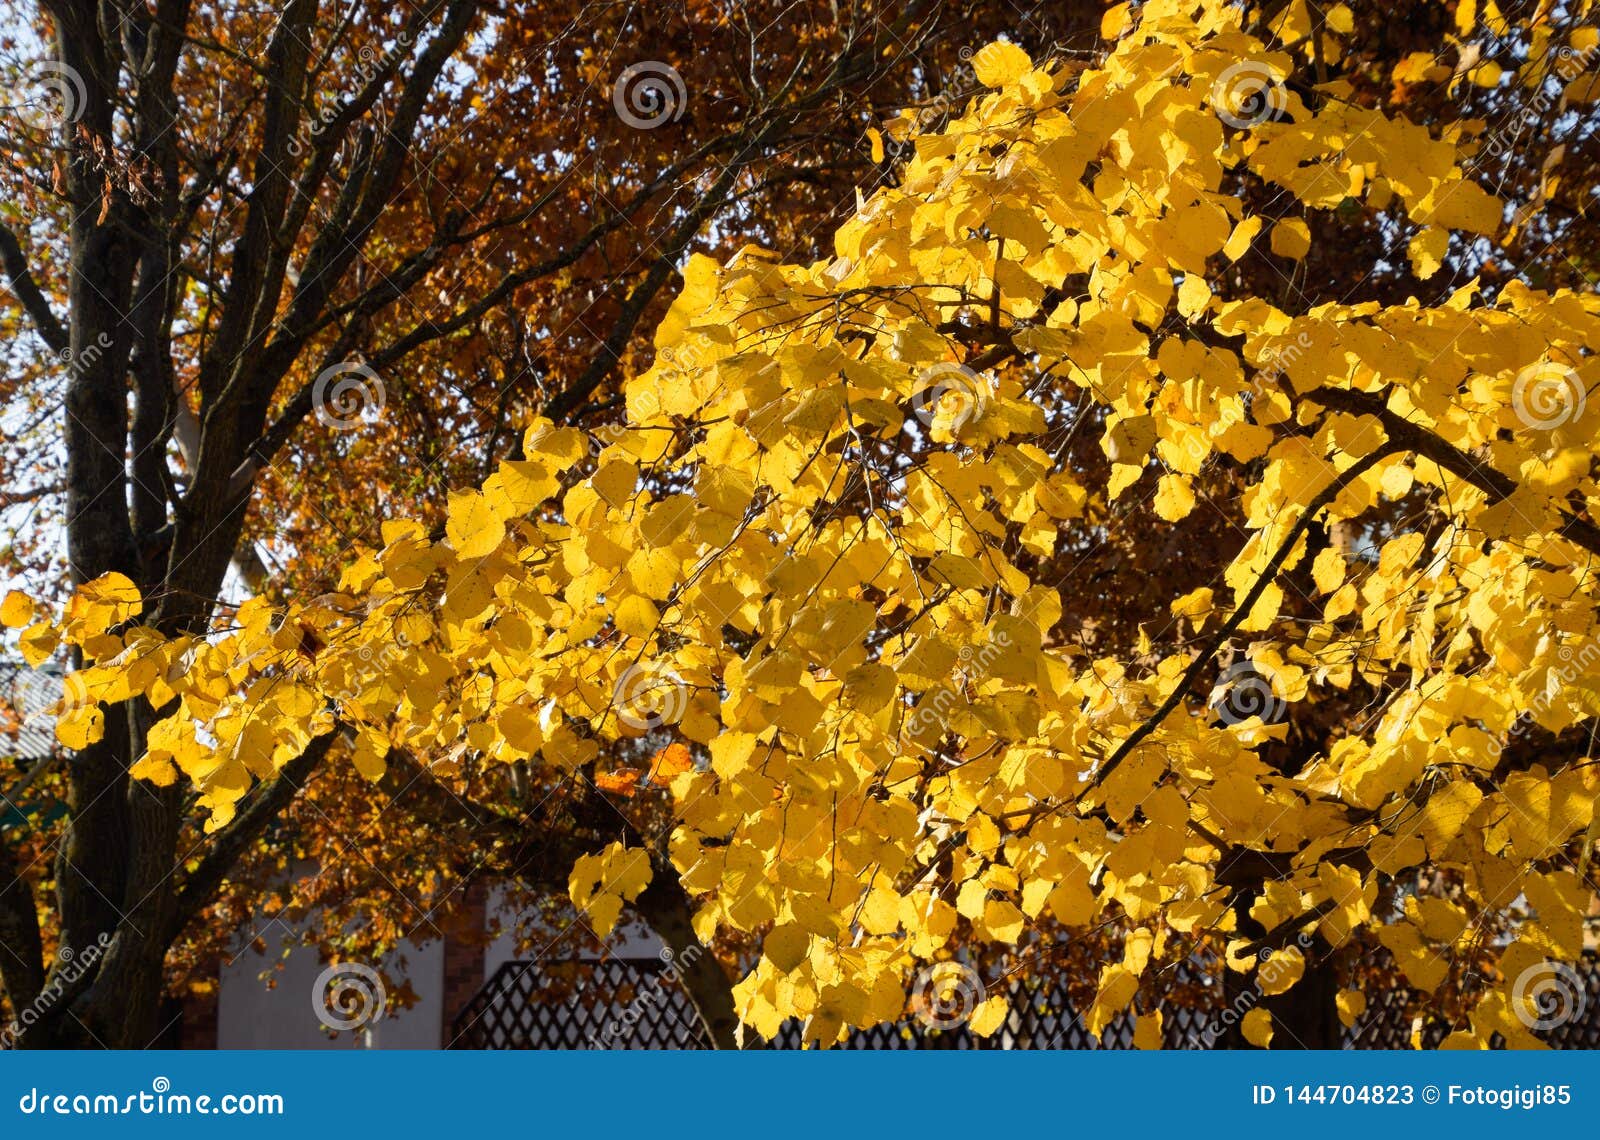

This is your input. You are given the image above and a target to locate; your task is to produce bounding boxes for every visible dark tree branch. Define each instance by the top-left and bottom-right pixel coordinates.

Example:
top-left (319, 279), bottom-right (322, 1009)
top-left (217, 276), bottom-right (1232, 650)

top-left (0, 225), bottom-right (68, 354)
top-left (1303, 385), bottom-right (1600, 559)
top-left (164, 730), bottom-right (334, 944)
top-left (374, 750), bottom-right (739, 1046)
top-left (1080, 444), bottom-right (1401, 797)
top-left (240, 0), bottom-right (481, 414)
top-left (375, 749), bottom-right (587, 889)
top-left (197, 0), bottom-right (316, 403)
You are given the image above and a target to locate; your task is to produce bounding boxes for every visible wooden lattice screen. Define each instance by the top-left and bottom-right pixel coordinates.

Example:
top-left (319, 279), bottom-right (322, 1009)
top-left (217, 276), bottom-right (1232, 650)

top-left (447, 955), bottom-right (1600, 1050)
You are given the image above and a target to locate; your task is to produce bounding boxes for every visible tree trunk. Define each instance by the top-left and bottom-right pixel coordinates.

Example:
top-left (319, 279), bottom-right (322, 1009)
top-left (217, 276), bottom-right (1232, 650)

top-left (1223, 885), bottom-right (1341, 1049)
top-left (630, 868), bottom-right (746, 1049)
top-left (1262, 943), bottom-right (1341, 1049)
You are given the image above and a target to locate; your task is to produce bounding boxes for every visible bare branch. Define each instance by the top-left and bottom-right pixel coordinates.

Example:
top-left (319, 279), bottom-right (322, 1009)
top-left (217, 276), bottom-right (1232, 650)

top-left (1303, 385), bottom-right (1600, 559)
top-left (163, 731), bottom-right (332, 944)
top-left (0, 225), bottom-right (67, 354)
top-left (1080, 444), bottom-right (1401, 797)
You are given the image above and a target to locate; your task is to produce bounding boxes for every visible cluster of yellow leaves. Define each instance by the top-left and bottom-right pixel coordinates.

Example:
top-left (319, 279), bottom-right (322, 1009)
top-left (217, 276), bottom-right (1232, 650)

top-left (570, 842), bottom-right (654, 938)
top-left (22, 0), bottom-right (1600, 1045)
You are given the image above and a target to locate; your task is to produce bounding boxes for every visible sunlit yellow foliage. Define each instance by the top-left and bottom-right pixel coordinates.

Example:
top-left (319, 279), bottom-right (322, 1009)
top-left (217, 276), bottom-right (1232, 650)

top-left (28, 0), bottom-right (1600, 1047)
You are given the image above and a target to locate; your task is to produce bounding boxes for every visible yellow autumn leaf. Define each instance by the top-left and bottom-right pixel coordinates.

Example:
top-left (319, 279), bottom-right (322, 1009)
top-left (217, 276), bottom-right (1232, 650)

top-left (446, 489), bottom-right (506, 560)
top-left (763, 923), bottom-right (810, 972)
top-left (483, 459), bottom-right (558, 514)
top-left (1104, 414), bottom-right (1156, 464)
top-left (1101, 2), bottom-right (1133, 38)
top-left (351, 728), bottom-right (389, 781)
top-left (19, 622), bottom-right (59, 667)
top-left (129, 753), bottom-right (179, 787)
top-left (1421, 179), bottom-right (1502, 234)
top-left (1087, 964), bottom-right (1140, 1038)
top-left (1176, 274), bottom-right (1211, 320)
top-left (1310, 547), bottom-right (1345, 594)
top-left (1132, 1010), bottom-right (1164, 1049)
top-left (1408, 226), bottom-right (1449, 279)
top-left (1153, 474), bottom-right (1196, 521)
top-left (860, 888), bottom-right (901, 935)
top-left (1258, 945), bottom-right (1305, 995)
top-left (65, 572), bottom-right (142, 640)
top-left (55, 705), bottom-right (105, 750)
top-left (970, 41), bottom-right (1031, 87)
top-left (1336, 989), bottom-right (1367, 1028)
top-left (0, 589), bottom-right (33, 628)
top-left (1269, 218), bottom-right (1311, 260)
top-left (968, 994), bottom-right (1010, 1037)
top-left (1164, 592), bottom-right (1210, 638)
top-left (1223, 216), bottom-right (1263, 260)
top-left (1047, 865), bottom-right (1098, 926)
top-left (614, 595), bottom-right (660, 638)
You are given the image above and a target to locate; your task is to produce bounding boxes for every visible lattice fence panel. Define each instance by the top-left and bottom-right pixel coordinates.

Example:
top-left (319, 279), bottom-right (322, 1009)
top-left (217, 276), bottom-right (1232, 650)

top-left (450, 956), bottom-right (1600, 1050)
top-left (450, 959), bottom-right (713, 1050)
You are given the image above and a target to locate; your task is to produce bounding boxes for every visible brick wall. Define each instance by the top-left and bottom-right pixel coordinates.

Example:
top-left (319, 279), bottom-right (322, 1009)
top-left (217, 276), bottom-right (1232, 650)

top-left (178, 984), bottom-right (219, 1049)
top-left (440, 879), bottom-right (488, 1044)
